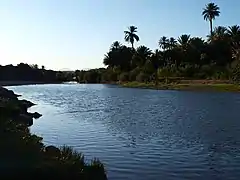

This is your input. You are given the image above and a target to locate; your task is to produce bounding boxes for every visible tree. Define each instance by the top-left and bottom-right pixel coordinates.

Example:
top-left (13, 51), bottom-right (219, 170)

top-left (124, 26), bottom-right (139, 49)
top-left (211, 26), bottom-right (228, 41)
top-left (158, 36), bottom-right (169, 51)
top-left (202, 2), bottom-right (220, 35)
top-left (169, 37), bottom-right (177, 49)
top-left (228, 26), bottom-right (240, 61)
top-left (149, 49), bottom-right (162, 85)
top-left (132, 45), bottom-right (152, 67)
top-left (227, 25), bottom-right (240, 38)
top-left (110, 41), bottom-right (122, 51)
top-left (178, 34), bottom-right (191, 50)
top-left (177, 34), bottom-right (191, 65)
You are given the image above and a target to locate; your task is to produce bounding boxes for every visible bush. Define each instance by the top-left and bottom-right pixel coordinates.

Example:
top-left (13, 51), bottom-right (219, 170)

top-left (231, 62), bottom-right (240, 83)
top-left (136, 72), bottom-right (149, 82)
top-left (129, 68), bottom-right (141, 81)
top-left (118, 72), bottom-right (129, 82)
top-left (101, 70), bottom-right (118, 82)
top-left (178, 64), bottom-right (199, 78)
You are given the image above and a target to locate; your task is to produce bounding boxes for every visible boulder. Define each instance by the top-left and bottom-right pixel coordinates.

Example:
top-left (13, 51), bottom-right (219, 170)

top-left (29, 112), bottom-right (42, 119)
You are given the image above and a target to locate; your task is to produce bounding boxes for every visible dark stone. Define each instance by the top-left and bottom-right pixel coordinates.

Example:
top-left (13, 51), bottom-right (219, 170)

top-left (19, 99), bottom-right (35, 108)
top-left (29, 112), bottom-right (42, 119)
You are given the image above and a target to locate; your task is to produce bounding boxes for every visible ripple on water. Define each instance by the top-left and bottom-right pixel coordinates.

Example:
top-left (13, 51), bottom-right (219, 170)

top-left (7, 84), bottom-right (240, 180)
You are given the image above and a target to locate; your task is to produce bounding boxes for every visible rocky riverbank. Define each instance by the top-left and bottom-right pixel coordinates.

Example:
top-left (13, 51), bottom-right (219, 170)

top-left (0, 86), bottom-right (107, 179)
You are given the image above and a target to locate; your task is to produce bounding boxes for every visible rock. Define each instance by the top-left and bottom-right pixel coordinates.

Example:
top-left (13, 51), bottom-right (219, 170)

top-left (19, 99), bottom-right (35, 108)
top-left (0, 87), bottom-right (18, 100)
top-left (18, 114), bottom-right (33, 126)
top-left (29, 112), bottom-right (42, 119)
top-left (45, 146), bottom-right (61, 157)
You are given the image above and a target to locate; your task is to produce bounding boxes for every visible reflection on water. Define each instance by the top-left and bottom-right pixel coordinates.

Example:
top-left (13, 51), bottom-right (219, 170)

top-left (8, 84), bottom-right (240, 180)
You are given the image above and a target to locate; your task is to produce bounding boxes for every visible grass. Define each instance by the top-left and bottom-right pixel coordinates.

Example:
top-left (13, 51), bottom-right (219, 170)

top-left (121, 81), bottom-right (240, 92)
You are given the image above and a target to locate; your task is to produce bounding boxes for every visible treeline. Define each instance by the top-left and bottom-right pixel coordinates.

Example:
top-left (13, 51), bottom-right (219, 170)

top-left (0, 63), bottom-right (75, 83)
top-left (75, 3), bottom-right (240, 84)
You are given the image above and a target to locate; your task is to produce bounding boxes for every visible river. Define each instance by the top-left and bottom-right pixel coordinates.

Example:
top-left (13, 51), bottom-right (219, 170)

top-left (7, 84), bottom-right (240, 180)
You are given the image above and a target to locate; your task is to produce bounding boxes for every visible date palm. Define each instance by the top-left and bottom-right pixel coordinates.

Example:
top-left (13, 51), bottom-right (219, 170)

top-left (132, 45), bottom-right (152, 67)
top-left (158, 36), bottom-right (169, 51)
top-left (124, 26), bottom-right (139, 49)
top-left (202, 3), bottom-right (220, 35)
top-left (169, 37), bottom-right (177, 49)
top-left (227, 25), bottom-right (240, 60)
top-left (178, 34), bottom-right (191, 49)
top-left (211, 26), bottom-right (228, 41)
top-left (110, 41), bottom-right (122, 51)
top-left (227, 25), bottom-right (240, 40)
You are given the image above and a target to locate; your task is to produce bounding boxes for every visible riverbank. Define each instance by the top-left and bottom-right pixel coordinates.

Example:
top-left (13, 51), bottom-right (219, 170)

top-left (0, 86), bottom-right (107, 179)
top-left (121, 81), bottom-right (240, 92)
top-left (0, 81), bottom-right (62, 86)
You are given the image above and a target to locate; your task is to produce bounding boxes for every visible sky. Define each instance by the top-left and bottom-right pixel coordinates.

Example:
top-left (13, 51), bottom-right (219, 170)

top-left (0, 0), bottom-right (239, 71)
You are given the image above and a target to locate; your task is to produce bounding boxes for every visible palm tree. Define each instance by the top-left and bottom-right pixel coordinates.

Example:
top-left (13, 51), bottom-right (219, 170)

top-left (227, 25), bottom-right (240, 60)
top-left (202, 3), bottom-right (220, 35)
top-left (169, 37), bottom-right (177, 49)
top-left (110, 41), bottom-right (122, 51)
top-left (149, 49), bottom-right (162, 85)
top-left (227, 25), bottom-right (240, 40)
top-left (132, 45), bottom-right (152, 67)
top-left (178, 34), bottom-right (191, 49)
top-left (211, 26), bottom-right (228, 41)
top-left (124, 26), bottom-right (139, 49)
top-left (158, 36), bottom-right (169, 51)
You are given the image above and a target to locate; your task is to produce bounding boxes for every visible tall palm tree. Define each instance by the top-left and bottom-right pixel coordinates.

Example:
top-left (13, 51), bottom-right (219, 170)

top-left (158, 36), bottom-right (169, 51)
top-left (202, 3), bottom-right (220, 35)
top-left (124, 26), bottom-right (139, 49)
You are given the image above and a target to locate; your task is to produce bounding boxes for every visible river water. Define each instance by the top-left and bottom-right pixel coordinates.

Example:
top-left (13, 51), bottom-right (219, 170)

top-left (7, 84), bottom-right (240, 180)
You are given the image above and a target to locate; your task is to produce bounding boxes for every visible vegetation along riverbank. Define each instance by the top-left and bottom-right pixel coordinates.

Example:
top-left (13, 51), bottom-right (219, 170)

top-left (2, 3), bottom-right (240, 93)
top-left (0, 86), bottom-right (107, 179)
top-left (73, 3), bottom-right (240, 92)
top-left (121, 80), bottom-right (240, 92)
top-left (0, 63), bottom-right (76, 86)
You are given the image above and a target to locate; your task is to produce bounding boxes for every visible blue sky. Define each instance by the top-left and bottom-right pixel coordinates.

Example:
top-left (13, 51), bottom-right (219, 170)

top-left (0, 0), bottom-right (239, 70)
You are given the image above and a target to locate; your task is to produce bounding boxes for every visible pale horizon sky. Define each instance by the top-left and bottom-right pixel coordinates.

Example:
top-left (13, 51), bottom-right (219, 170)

top-left (0, 0), bottom-right (239, 71)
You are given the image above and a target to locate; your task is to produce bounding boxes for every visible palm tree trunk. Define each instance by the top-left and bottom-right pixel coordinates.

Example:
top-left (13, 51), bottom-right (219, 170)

top-left (131, 43), bottom-right (134, 49)
top-left (210, 19), bottom-right (213, 35)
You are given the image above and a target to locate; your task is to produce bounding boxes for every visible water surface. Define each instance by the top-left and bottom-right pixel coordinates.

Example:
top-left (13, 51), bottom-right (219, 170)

top-left (8, 84), bottom-right (240, 180)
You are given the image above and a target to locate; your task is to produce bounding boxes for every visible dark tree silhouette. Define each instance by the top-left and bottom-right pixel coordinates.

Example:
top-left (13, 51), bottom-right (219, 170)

top-left (202, 2), bottom-right (220, 35)
top-left (124, 26), bottom-right (139, 49)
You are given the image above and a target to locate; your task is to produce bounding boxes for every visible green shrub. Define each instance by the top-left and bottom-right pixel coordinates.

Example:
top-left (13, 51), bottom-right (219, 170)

top-left (118, 72), bottom-right (129, 82)
top-left (136, 72), bottom-right (149, 82)
top-left (129, 68), bottom-right (141, 81)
